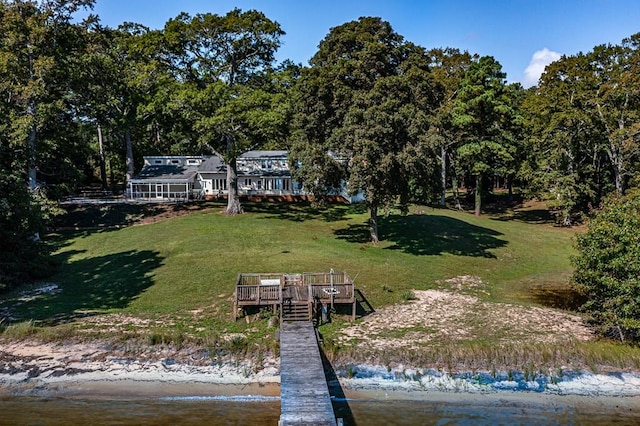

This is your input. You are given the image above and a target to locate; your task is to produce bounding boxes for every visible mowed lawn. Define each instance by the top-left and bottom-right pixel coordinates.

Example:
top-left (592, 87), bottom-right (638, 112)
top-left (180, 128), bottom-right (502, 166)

top-left (15, 201), bottom-right (577, 325)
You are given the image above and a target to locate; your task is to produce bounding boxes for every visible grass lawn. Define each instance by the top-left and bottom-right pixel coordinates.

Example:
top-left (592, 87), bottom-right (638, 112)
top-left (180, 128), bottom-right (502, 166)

top-left (5, 201), bottom-right (572, 320)
top-left (4, 199), bottom-right (639, 370)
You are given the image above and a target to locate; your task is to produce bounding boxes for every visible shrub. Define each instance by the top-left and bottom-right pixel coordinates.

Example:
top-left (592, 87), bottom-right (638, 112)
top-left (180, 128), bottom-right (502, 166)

top-left (572, 190), bottom-right (640, 343)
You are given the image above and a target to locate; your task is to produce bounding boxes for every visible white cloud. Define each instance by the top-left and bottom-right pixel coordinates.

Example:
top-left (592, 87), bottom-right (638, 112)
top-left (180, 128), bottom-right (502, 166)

top-left (523, 48), bottom-right (562, 88)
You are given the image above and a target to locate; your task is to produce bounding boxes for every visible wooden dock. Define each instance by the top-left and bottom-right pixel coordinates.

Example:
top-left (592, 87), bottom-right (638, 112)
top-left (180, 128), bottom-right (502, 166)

top-left (234, 271), bottom-right (357, 323)
top-left (279, 322), bottom-right (337, 426)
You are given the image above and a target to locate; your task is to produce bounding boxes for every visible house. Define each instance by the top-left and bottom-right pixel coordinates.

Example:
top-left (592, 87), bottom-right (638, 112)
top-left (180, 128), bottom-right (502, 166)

top-left (127, 156), bottom-right (204, 201)
top-left (127, 151), bottom-right (302, 202)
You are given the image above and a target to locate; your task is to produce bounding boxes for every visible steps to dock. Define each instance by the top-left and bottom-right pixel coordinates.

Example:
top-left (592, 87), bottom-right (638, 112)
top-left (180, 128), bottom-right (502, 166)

top-left (282, 302), bottom-right (311, 322)
top-left (279, 322), bottom-right (337, 426)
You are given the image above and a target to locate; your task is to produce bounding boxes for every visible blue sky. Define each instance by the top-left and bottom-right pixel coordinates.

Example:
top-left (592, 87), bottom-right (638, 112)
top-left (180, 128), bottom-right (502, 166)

top-left (88, 0), bottom-right (640, 87)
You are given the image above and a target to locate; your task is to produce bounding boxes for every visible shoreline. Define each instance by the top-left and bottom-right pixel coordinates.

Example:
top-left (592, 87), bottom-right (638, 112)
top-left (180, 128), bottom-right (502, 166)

top-left (1, 339), bottom-right (640, 401)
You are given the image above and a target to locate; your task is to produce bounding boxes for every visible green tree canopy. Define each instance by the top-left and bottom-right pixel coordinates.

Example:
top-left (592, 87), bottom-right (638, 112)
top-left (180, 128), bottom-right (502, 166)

top-left (160, 8), bottom-right (285, 214)
top-left (452, 56), bottom-right (518, 216)
top-left (292, 17), bottom-right (439, 242)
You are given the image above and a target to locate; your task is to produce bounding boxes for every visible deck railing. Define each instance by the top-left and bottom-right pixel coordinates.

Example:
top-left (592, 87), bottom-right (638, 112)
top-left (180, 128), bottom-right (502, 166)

top-left (234, 272), bottom-right (356, 320)
top-left (235, 284), bottom-right (281, 304)
top-left (310, 283), bottom-right (353, 302)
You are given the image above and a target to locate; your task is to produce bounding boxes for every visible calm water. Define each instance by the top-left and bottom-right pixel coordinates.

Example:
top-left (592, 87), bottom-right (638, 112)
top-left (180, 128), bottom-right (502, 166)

top-left (1, 394), bottom-right (639, 425)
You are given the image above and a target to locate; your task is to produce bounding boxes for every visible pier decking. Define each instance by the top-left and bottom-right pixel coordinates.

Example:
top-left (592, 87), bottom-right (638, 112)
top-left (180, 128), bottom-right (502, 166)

top-left (279, 322), bottom-right (337, 426)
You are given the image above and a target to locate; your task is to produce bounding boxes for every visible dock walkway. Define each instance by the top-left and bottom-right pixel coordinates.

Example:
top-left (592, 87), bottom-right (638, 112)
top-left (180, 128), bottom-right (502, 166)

top-left (279, 322), bottom-right (337, 426)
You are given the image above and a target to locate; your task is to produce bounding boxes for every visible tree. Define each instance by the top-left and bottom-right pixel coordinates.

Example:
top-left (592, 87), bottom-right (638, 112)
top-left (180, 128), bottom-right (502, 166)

top-left (589, 36), bottom-right (640, 195)
top-left (426, 47), bottom-right (477, 207)
top-left (292, 17), bottom-right (439, 242)
top-left (524, 34), bottom-right (640, 224)
top-left (80, 22), bottom-right (173, 189)
top-left (452, 56), bottom-right (517, 216)
top-left (0, 0), bottom-right (89, 289)
top-left (0, 0), bottom-right (94, 190)
top-left (161, 9), bottom-right (284, 215)
top-left (523, 53), bottom-right (604, 224)
top-left (572, 190), bottom-right (640, 343)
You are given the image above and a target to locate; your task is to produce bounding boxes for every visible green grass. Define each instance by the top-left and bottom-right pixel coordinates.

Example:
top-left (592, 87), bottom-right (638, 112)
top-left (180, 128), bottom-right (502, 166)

top-left (70, 205), bottom-right (568, 308)
top-left (7, 200), bottom-right (633, 369)
top-left (4, 201), bottom-right (578, 321)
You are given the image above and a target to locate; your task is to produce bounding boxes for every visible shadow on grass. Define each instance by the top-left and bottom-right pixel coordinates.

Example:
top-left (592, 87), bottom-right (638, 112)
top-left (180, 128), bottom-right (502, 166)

top-left (490, 208), bottom-right (557, 225)
top-left (54, 202), bottom-right (221, 230)
top-left (335, 214), bottom-right (506, 257)
top-left (6, 249), bottom-right (163, 324)
top-left (246, 201), bottom-right (367, 223)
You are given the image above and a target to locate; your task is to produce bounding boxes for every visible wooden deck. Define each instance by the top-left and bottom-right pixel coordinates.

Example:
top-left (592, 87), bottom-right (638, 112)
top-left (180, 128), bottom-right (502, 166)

top-left (234, 271), bottom-right (357, 323)
top-left (279, 322), bottom-right (337, 426)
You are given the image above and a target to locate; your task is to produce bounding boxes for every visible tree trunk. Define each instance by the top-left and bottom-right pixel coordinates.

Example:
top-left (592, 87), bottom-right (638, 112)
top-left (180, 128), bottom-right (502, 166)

top-left (27, 125), bottom-right (37, 190)
top-left (474, 174), bottom-right (482, 217)
top-left (613, 158), bottom-right (623, 195)
top-left (507, 174), bottom-right (514, 204)
top-left (97, 124), bottom-right (107, 190)
top-left (440, 145), bottom-right (447, 207)
top-left (125, 130), bottom-right (134, 183)
top-left (225, 157), bottom-right (243, 215)
top-left (369, 203), bottom-right (379, 243)
top-left (448, 151), bottom-right (462, 210)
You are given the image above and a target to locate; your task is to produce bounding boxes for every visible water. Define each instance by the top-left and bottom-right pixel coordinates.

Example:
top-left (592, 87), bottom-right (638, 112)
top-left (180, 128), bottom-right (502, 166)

top-left (2, 392), bottom-right (639, 425)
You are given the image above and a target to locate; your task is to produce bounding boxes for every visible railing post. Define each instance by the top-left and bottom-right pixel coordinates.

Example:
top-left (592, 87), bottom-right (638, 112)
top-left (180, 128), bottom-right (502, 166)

top-left (279, 283), bottom-right (283, 324)
top-left (308, 283), bottom-right (313, 321)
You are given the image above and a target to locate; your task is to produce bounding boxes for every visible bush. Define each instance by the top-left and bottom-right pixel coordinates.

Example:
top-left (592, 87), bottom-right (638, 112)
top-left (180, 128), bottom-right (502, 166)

top-left (572, 190), bottom-right (640, 343)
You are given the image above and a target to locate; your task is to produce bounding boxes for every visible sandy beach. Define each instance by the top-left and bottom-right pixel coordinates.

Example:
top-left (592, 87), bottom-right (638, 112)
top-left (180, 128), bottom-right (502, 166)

top-left (2, 338), bottom-right (640, 425)
top-left (2, 338), bottom-right (640, 398)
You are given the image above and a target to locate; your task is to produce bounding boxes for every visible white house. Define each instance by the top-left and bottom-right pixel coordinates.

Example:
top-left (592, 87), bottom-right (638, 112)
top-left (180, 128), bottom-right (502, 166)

top-left (127, 151), bottom-right (302, 202)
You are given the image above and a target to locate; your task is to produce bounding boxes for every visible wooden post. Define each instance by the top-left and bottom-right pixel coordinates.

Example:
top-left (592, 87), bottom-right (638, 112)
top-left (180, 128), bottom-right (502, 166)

top-left (352, 300), bottom-right (356, 322)
top-left (308, 283), bottom-right (313, 321)
top-left (279, 284), bottom-right (283, 324)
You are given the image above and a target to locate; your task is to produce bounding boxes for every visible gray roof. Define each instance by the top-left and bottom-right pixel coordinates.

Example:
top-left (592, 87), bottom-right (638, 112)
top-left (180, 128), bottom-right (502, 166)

top-left (198, 155), bottom-right (227, 173)
top-left (130, 165), bottom-right (198, 183)
top-left (239, 150), bottom-right (288, 159)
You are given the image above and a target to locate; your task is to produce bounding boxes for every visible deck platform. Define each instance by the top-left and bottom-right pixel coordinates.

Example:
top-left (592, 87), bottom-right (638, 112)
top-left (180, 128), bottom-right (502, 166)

top-left (234, 271), bottom-right (357, 323)
top-left (279, 322), bottom-right (337, 426)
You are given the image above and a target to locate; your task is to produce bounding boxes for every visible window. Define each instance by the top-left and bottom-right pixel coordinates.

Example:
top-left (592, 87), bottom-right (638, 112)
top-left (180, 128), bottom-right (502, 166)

top-left (171, 160), bottom-right (180, 165)
top-left (154, 160), bottom-right (162, 164)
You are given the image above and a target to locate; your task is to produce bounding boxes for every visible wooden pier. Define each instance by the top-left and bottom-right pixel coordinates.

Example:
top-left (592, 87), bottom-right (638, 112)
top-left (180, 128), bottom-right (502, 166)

top-left (234, 271), bottom-right (357, 323)
top-left (279, 322), bottom-right (337, 426)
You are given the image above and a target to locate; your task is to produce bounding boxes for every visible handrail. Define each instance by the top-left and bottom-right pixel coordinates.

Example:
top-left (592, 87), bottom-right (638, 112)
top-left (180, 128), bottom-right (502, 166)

top-left (235, 273), bottom-right (355, 305)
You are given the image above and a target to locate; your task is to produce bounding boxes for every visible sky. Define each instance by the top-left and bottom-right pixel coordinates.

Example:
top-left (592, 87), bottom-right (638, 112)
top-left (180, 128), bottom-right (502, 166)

top-left (87, 0), bottom-right (640, 88)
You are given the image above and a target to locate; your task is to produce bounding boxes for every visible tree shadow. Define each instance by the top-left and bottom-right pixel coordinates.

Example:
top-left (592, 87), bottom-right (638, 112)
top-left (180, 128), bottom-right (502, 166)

top-left (4, 249), bottom-right (163, 324)
top-left (491, 208), bottom-right (557, 225)
top-left (334, 214), bottom-right (506, 257)
top-left (54, 202), bottom-right (220, 230)
top-left (246, 201), bottom-right (365, 223)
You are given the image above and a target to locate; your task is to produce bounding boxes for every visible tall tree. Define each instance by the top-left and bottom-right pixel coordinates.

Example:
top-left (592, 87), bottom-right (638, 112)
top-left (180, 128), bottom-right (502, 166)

top-left (80, 22), bottom-right (171, 189)
top-left (452, 56), bottom-right (517, 216)
top-left (292, 17), bottom-right (438, 242)
top-left (426, 47), bottom-right (477, 207)
top-left (524, 33), bottom-right (640, 224)
top-left (589, 36), bottom-right (640, 195)
top-left (161, 9), bottom-right (284, 214)
top-left (0, 0), bottom-right (94, 190)
top-left (0, 0), bottom-right (91, 289)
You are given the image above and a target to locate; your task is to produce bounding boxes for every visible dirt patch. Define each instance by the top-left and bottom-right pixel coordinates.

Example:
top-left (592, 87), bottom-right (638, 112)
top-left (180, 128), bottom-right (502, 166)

top-left (339, 277), bottom-right (593, 351)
